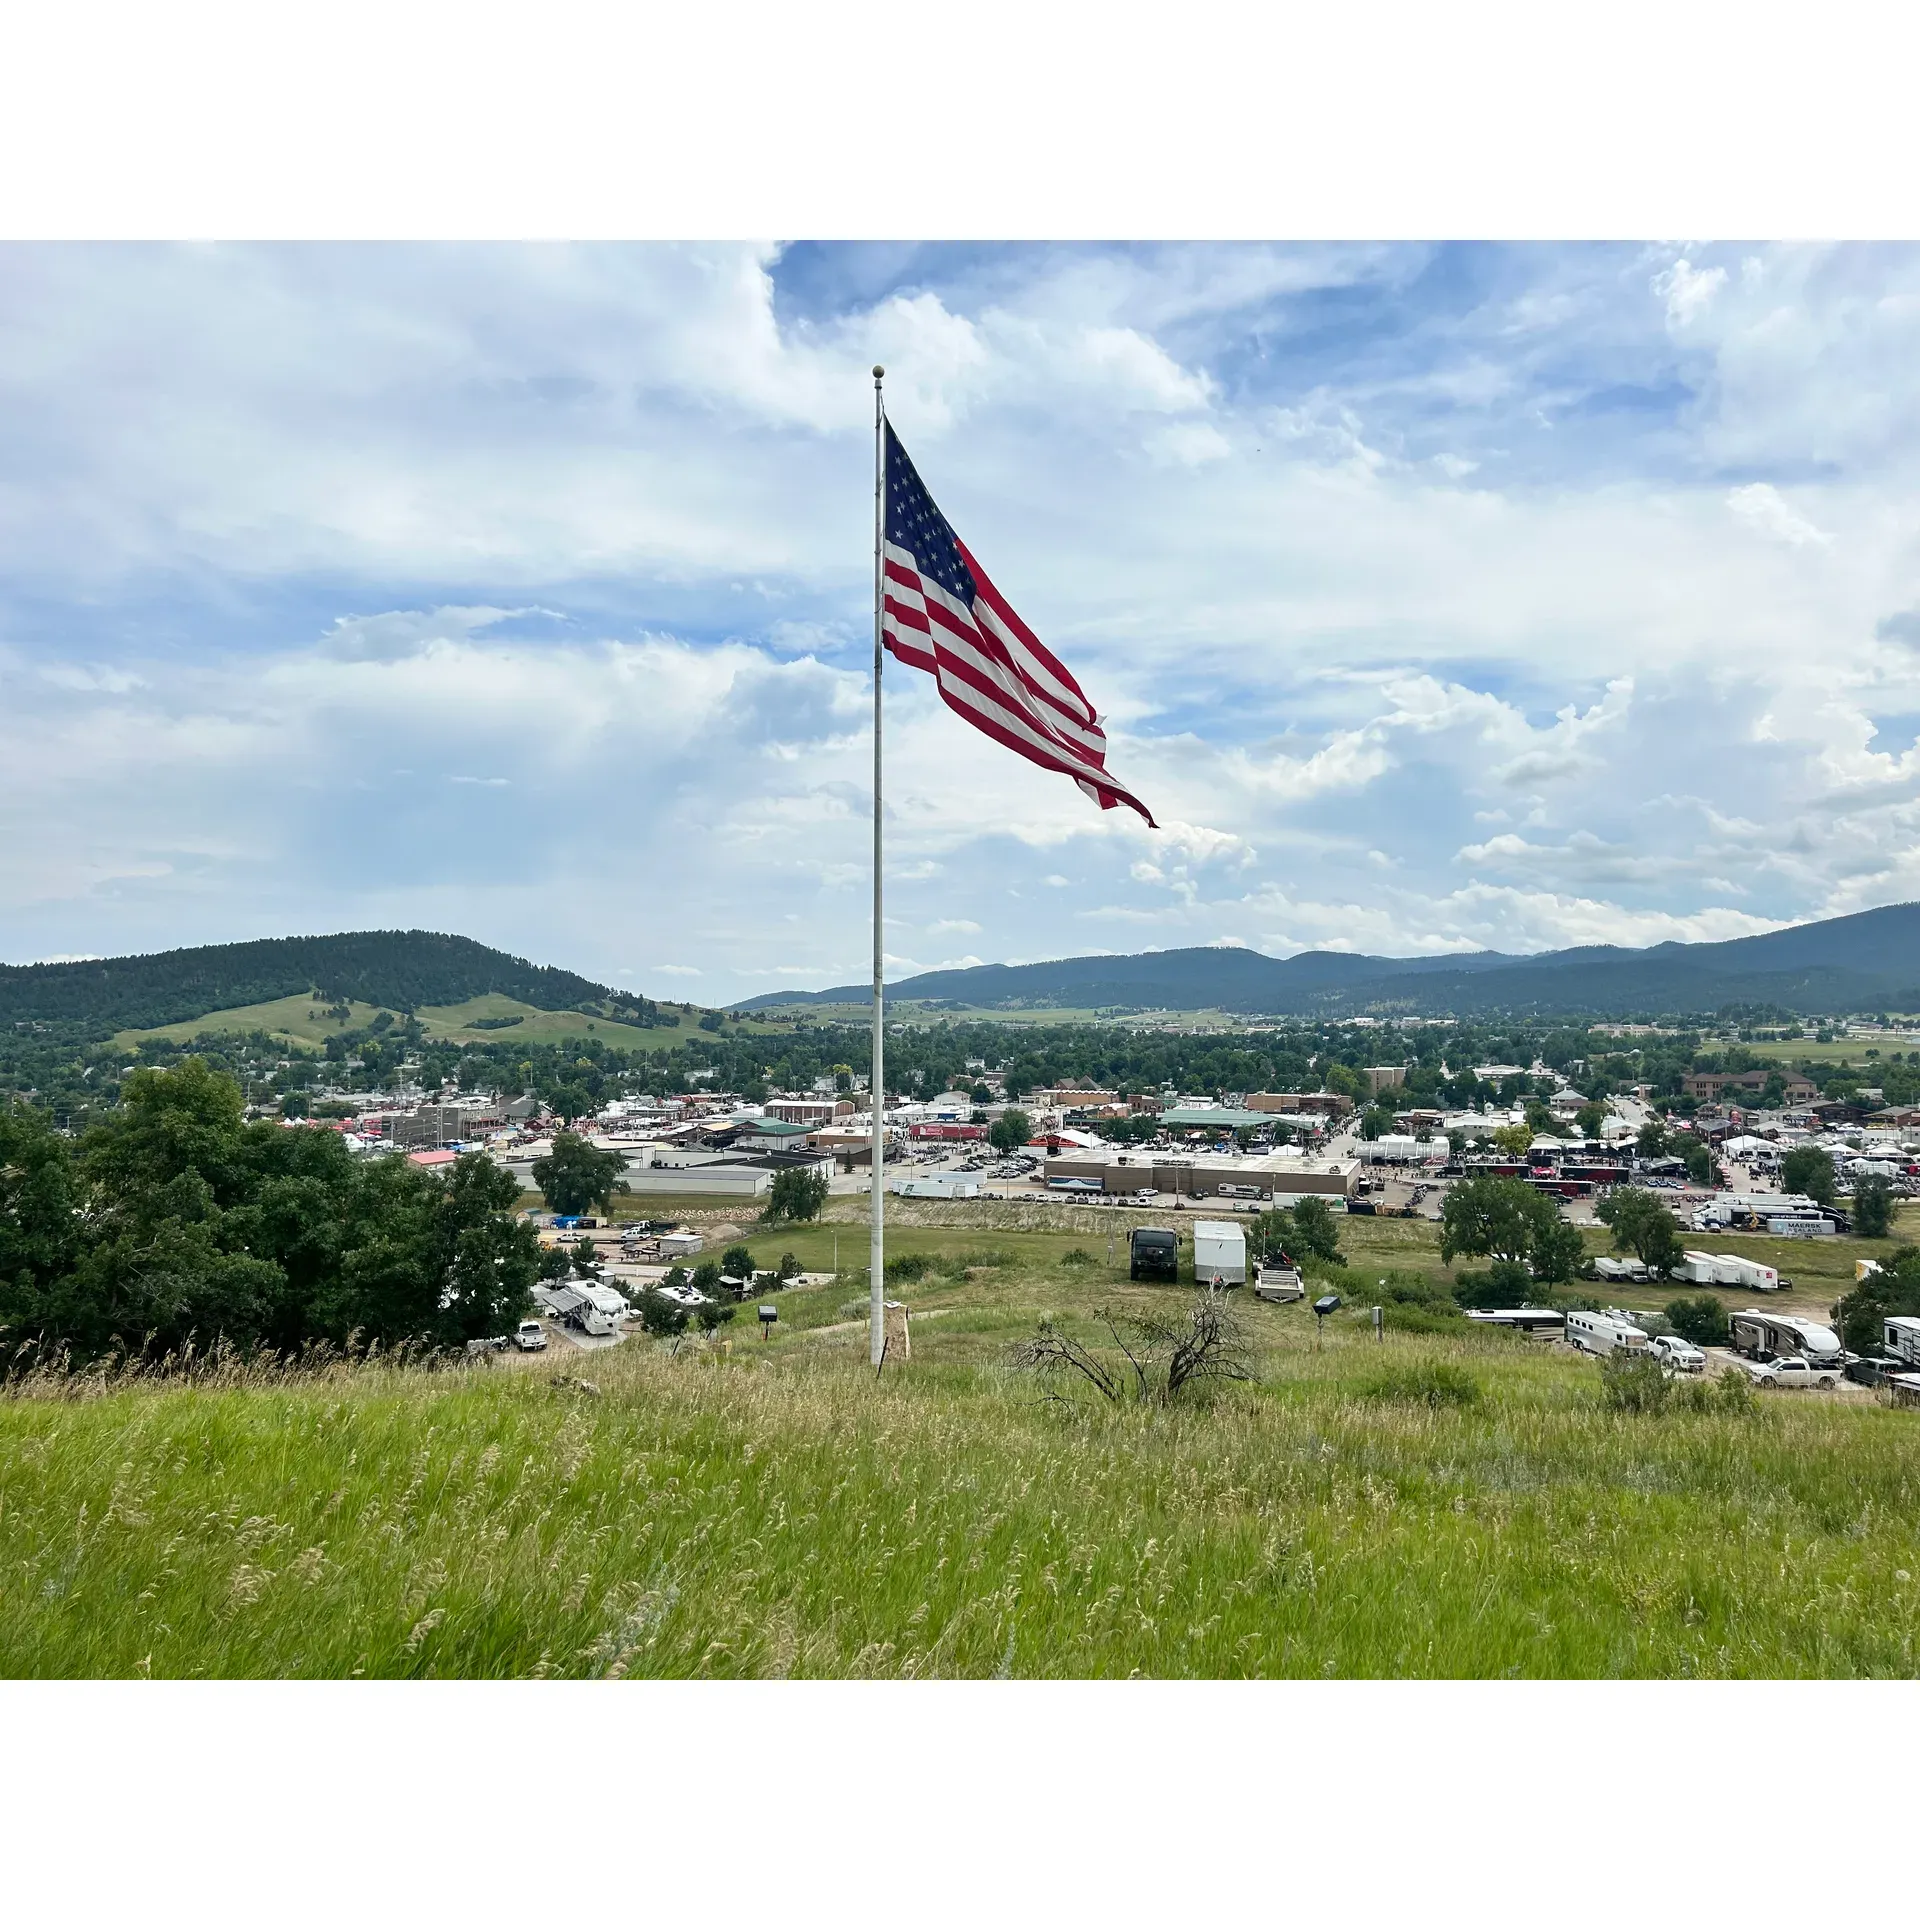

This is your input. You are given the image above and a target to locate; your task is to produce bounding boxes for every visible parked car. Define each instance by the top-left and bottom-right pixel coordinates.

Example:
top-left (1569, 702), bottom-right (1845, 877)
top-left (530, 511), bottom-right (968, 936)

top-left (1647, 1334), bottom-right (1706, 1373)
top-left (1744, 1356), bottom-right (1837, 1390)
top-left (513, 1320), bottom-right (548, 1352)
top-left (1845, 1354), bottom-right (1905, 1389)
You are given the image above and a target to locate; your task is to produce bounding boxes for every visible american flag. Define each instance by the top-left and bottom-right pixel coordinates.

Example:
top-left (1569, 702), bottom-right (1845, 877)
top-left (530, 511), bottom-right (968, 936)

top-left (880, 423), bottom-right (1157, 828)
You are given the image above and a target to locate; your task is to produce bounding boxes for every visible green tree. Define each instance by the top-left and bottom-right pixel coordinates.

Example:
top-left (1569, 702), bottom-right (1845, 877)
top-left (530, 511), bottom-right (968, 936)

top-left (764, 1166), bottom-right (828, 1223)
top-left (532, 1130), bottom-right (623, 1216)
top-left (1675, 1137), bottom-right (1712, 1186)
top-left (1440, 1175), bottom-right (1567, 1293)
top-left (721, 1245), bottom-right (755, 1282)
top-left (0, 1102), bottom-right (86, 1353)
top-left (635, 1288), bottom-right (687, 1337)
top-left (1594, 1186), bottom-right (1683, 1278)
top-left (1359, 1109), bottom-right (1386, 1141)
top-left (1830, 1247), bottom-right (1920, 1355)
top-left (776, 1251), bottom-right (802, 1282)
top-left (1253, 1195), bottom-right (1344, 1269)
top-left (1664, 1294), bottom-right (1729, 1346)
top-left (1575, 1101), bottom-right (1607, 1139)
top-left (1637, 1118), bottom-right (1669, 1158)
top-left (695, 1296), bottom-right (736, 1333)
top-left (1491, 1123), bottom-right (1533, 1156)
top-left (1781, 1145), bottom-right (1837, 1208)
top-left (1852, 1174), bottom-right (1894, 1238)
top-left (988, 1109), bottom-right (1033, 1154)
top-left (692, 1259), bottom-right (723, 1295)
top-left (546, 1084), bottom-right (593, 1125)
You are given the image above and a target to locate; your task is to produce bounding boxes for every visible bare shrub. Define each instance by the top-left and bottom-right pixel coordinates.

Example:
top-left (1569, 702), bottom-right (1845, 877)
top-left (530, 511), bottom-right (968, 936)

top-left (1012, 1303), bottom-right (1255, 1408)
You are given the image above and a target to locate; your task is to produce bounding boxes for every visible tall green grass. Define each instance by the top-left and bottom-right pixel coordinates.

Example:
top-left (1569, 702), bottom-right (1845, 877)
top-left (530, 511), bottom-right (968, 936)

top-left (4, 1249), bottom-right (1919, 1677)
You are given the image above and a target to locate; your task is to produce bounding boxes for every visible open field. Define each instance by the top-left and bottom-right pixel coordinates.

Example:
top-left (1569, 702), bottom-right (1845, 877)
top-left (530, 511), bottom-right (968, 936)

top-left (5, 1209), bottom-right (1919, 1678)
top-left (1739, 1036), bottom-right (1919, 1066)
top-left (113, 993), bottom-right (788, 1054)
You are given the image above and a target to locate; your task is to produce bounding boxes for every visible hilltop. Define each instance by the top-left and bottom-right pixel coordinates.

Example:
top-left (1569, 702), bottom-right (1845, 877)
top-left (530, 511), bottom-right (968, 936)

top-left (0, 931), bottom-right (672, 1043)
top-left (731, 902), bottom-right (1920, 1019)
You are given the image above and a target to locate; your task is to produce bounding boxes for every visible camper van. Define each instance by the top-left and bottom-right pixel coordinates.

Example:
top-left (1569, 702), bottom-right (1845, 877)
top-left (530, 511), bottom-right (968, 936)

top-left (1728, 1311), bottom-right (1843, 1368)
top-left (1193, 1220), bottom-right (1248, 1289)
top-left (1565, 1310), bottom-right (1649, 1358)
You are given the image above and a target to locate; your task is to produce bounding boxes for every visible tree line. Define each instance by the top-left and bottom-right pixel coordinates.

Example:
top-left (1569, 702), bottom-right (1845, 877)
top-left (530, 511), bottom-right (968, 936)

top-left (0, 1060), bottom-right (537, 1365)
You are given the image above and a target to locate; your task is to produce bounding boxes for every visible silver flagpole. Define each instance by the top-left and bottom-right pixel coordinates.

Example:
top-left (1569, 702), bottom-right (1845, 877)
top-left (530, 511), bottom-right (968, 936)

top-left (869, 364), bottom-right (887, 1371)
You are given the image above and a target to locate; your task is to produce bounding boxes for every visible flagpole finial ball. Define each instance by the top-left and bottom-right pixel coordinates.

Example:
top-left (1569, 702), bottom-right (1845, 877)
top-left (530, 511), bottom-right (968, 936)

top-left (873, 364), bottom-right (885, 380)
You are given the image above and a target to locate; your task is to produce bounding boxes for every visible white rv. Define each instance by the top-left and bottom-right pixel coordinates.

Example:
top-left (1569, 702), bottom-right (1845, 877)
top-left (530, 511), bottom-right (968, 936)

top-left (1883, 1317), bottom-right (1920, 1367)
top-left (1193, 1220), bottom-right (1248, 1289)
top-left (1728, 1311), bottom-right (1843, 1368)
top-left (1566, 1310), bottom-right (1649, 1358)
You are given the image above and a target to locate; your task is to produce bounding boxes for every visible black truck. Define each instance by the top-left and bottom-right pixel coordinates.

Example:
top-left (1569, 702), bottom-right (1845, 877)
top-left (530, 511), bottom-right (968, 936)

top-left (1129, 1227), bottom-right (1180, 1283)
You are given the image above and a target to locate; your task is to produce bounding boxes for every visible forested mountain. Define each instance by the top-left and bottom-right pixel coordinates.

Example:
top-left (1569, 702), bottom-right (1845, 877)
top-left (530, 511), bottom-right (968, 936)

top-left (0, 931), bottom-right (630, 1041)
top-left (731, 902), bottom-right (1920, 1018)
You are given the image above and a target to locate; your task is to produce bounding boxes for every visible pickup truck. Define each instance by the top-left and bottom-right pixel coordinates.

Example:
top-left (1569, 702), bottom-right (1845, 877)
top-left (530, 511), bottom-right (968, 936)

top-left (1647, 1334), bottom-right (1706, 1373)
top-left (513, 1320), bottom-right (548, 1352)
top-left (1743, 1356), bottom-right (1838, 1390)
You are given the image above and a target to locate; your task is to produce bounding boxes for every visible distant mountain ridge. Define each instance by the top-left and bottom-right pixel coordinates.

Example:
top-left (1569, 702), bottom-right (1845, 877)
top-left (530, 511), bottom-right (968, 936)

top-left (730, 903), bottom-right (1920, 1018)
top-left (0, 932), bottom-right (623, 1041)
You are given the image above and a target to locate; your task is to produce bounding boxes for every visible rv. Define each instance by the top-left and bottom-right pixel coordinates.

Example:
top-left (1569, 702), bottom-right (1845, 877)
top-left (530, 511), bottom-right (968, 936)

top-left (1193, 1220), bottom-right (1248, 1289)
top-left (1464, 1308), bottom-right (1566, 1337)
top-left (1566, 1310), bottom-right (1649, 1358)
top-left (1680, 1250), bottom-right (1786, 1291)
top-left (1729, 1311), bottom-right (1843, 1368)
top-left (1883, 1316), bottom-right (1920, 1367)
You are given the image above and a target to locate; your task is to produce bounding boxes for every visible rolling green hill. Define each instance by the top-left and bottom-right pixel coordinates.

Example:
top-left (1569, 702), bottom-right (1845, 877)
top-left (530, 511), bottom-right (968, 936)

top-left (732, 902), bottom-right (1920, 1019)
top-left (3, 931), bottom-right (678, 1044)
top-left (111, 991), bottom-right (722, 1055)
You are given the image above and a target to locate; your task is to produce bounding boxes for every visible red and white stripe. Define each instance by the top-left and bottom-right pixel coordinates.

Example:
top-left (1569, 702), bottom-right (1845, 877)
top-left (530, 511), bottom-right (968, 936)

top-left (881, 538), bottom-right (1156, 828)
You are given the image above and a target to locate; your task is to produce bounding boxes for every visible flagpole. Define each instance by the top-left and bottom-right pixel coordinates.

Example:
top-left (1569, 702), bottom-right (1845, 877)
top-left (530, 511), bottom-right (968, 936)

top-left (869, 364), bottom-right (887, 1371)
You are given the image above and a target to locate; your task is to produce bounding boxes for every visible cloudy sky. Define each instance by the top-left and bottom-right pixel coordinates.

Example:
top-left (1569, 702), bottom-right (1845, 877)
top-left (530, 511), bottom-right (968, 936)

top-left (3, 241), bottom-right (1919, 1003)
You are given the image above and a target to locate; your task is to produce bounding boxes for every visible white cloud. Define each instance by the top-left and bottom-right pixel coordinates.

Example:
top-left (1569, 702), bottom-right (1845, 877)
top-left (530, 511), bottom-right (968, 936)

top-left (1726, 482), bottom-right (1830, 549)
top-left (7, 243), bottom-right (1920, 993)
top-left (1652, 257), bottom-right (1727, 326)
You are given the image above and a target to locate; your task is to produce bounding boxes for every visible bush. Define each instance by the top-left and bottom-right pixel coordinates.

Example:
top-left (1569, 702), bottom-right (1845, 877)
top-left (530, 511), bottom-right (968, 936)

top-left (1382, 1304), bottom-right (1473, 1337)
top-left (1358, 1362), bottom-right (1482, 1410)
top-left (1452, 1268), bottom-right (1532, 1310)
top-left (777, 1251), bottom-right (802, 1281)
top-left (720, 1245), bottom-right (755, 1281)
top-left (1664, 1294), bottom-right (1729, 1347)
top-left (885, 1252), bottom-right (932, 1283)
top-left (1600, 1350), bottom-right (1671, 1415)
top-left (1059, 1248), bottom-right (1096, 1267)
top-left (694, 1297), bottom-right (736, 1333)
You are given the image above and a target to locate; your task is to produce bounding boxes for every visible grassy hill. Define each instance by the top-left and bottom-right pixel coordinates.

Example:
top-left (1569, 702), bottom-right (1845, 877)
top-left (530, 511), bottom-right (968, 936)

top-left (5, 1208), bottom-right (1917, 1678)
top-left (3, 931), bottom-right (671, 1043)
top-left (114, 992), bottom-right (727, 1055)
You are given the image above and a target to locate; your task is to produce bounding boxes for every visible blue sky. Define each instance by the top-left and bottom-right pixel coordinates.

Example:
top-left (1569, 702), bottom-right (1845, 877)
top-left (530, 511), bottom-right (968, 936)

top-left (3, 241), bottom-right (1919, 1003)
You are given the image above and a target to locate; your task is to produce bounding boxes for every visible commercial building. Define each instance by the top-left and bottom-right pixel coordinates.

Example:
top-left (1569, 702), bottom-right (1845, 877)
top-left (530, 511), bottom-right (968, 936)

top-left (1360, 1066), bottom-right (1408, 1093)
top-left (1044, 1145), bottom-right (1358, 1201)
top-left (1244, 1091), bottom-right (1352, 1118)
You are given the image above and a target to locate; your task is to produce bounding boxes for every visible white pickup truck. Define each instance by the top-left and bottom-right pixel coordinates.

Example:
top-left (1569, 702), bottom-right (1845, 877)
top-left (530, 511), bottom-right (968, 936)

top-left (1647, 1334), bottom-right (1705, 1373)
top-left (1743, 1356), bottom-right (1838, 1390)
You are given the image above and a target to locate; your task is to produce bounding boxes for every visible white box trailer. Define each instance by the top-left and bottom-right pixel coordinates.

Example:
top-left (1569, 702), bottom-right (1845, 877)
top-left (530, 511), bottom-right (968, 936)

top-left (1681, 1249), bottom-right (1786, 1291)
top-left (1193, 1220), bottom-right (1248, 1289)
top-left (1566, 1310), bottom-right (1649, 1358)
top-left (1730, 1311), bottom-right (1843, 1367)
